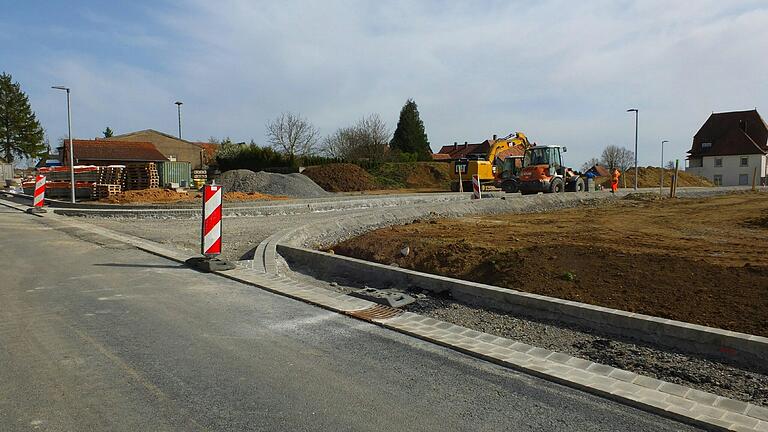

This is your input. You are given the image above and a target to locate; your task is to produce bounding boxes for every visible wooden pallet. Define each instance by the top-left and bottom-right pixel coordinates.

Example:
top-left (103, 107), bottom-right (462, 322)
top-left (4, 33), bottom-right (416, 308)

top-left (90, 183), bottom-right (122, 199)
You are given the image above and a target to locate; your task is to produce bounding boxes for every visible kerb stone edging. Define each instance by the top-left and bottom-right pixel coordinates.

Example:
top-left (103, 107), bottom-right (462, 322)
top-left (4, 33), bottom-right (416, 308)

top-left (277, 244), bottom-right (768, 369)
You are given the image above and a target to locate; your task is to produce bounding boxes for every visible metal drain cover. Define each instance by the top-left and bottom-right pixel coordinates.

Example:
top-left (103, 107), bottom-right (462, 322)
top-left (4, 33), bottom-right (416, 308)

top-left (348, 304), bottom-right (404, 321)
top-left (348, 287), bottom-right (415, 308)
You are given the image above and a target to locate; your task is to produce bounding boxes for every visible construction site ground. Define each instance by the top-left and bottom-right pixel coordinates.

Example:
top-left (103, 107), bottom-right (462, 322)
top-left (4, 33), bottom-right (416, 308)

top-left (332, 192), bottom-right (768, 337)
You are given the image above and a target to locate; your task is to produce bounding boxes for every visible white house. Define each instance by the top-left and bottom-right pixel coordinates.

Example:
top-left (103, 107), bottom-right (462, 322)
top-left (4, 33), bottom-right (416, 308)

top-left (686, 109), bottom-right (768, 186)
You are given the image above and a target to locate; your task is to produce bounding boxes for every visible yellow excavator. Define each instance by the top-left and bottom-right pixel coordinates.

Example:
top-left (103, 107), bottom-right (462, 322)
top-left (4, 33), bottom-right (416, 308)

top-left (449, 132), bottom-right (532, 192)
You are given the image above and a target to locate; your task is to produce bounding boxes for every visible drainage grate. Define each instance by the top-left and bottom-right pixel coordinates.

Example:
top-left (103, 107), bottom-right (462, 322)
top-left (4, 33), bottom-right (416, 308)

top-left (348, 304), bottom-right (404, 321)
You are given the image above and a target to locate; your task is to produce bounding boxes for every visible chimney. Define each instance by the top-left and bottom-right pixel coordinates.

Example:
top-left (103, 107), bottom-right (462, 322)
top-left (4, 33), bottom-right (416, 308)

top-left (464, 141), bottom-right (468, 148)
top-left (493, 134), bottom-right (497, 141)
top-left (453, 141), bottom-right (457, 149)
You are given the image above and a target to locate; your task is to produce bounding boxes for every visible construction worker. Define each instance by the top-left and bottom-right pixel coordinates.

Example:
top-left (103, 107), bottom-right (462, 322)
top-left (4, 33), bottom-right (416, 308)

top-left (611, 168), bottom-right (621, 193)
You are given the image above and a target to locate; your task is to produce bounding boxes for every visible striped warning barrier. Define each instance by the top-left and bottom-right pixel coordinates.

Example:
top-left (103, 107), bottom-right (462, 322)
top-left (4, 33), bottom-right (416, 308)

top-left (33, 175), bottom-right (46, 207)
top-left (201, 184), bottom-right (223, 256)
top-left (471, 174), bottom-right (481, 200)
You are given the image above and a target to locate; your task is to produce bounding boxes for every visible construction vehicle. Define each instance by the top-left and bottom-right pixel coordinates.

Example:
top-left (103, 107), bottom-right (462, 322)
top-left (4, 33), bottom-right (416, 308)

top-left (449, 132), bottom-right (531, 192)
top-left (494, 151), bottom-right (526, 193)
top-left (517, 144), bottom-right (584, 194)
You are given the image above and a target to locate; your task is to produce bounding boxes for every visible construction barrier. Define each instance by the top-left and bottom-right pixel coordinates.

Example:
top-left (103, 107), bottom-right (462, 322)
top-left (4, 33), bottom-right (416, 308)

top-left (471, 175), bottom-right (481, 200)
top-left (33, 175), bottom-right (46, 207)
top-left (201, 184), bottom-right (223, 256)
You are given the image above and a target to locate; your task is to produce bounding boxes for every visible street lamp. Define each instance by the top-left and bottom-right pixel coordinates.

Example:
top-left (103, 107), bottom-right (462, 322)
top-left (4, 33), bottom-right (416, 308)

top-left (660, 140), bottom-right (669, 194)
top-left (627, 108), bottom-right (639, 190)
top-left (174, 101), bottom-right (183, 139)
top-left (52, 86), bottom-right (75, 203)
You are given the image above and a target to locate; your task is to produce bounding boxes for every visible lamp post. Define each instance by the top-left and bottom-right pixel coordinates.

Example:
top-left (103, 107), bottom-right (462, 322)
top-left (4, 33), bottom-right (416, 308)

top-left (52, 86), bottom-right (75, 203)
top-left (174, 101), bottom-right (183, 139)
top-left (627, 108), bottom-right (639, 190)
top-left (660, 140), bottom-right (669, 194)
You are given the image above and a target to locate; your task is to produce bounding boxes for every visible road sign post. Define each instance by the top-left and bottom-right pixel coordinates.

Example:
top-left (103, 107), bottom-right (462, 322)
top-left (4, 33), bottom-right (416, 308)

top-left (471, 175), bottom-right (482, 200)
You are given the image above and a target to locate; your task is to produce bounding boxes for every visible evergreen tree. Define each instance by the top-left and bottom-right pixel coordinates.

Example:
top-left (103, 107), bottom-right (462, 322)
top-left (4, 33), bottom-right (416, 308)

top-left (103, 127), bottom-right (114, 138)
top-left (0, 72), bottom-right (45, 162)
top-left (390, 99), bottom-right (431, 161)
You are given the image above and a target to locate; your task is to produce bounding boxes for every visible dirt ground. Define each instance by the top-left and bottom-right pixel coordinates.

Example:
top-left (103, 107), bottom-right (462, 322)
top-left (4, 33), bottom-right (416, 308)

top-left (332, 192), bottom-right (768, 336)
top-left (100, 189), bottom-right (286, 204)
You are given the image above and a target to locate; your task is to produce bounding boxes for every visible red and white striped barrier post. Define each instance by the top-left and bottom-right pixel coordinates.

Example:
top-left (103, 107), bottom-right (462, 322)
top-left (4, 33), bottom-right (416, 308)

top-left (185, 183), bottom-right (235, 272)
top-left (471, 174), bottom-right (482, 200)
top-left (33, 175), bottom-right (46, 207)
top-left (202, 184), bottom-right (223, 256)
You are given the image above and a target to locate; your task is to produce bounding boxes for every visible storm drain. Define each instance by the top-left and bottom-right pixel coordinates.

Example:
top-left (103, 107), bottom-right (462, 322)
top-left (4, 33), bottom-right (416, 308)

top-left (347, 304), bottom-right (404, 321)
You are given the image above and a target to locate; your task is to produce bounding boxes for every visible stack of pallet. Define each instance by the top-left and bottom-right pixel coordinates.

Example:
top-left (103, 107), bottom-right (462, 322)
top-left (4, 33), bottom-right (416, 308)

top-left (98, 165), bottom-right (125, 187)
top-left (124, 163), bottom-right (159, 190)
top-left (90, 183), bottom-right (122, 200)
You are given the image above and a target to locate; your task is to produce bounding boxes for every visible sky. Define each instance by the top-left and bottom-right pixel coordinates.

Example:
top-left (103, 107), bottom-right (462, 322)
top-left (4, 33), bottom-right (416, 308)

top-left (2, 0), bottom-right (768, 167)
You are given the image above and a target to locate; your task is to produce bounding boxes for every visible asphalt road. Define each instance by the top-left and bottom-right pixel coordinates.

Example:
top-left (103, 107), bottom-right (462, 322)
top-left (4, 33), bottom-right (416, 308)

top-left (0, 206), bottom-right (700, 432)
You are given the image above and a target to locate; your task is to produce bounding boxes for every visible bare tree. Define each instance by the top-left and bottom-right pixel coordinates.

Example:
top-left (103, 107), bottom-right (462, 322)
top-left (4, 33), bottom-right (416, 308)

top-left (600, 145), bottom-right (634, 172)
top-left (323, 114), bottom-right (390, 162)
top-left (581, 157), bottom-right (600, 172)
top-left (266, 112), bottom-right (320, 159)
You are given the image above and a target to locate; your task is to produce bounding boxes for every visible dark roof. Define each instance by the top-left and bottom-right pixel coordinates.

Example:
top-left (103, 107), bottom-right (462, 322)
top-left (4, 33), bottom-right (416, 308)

top-left (688, 110), bottom-right (768, 157)
top-left (586, 164), bottom-right (610, 177)
top-left (436, 140), bottom-right (492, 159)
top-left (64, 140), bottom-right (168, 163)
top-left (107, 128), bottom-right (197, 145)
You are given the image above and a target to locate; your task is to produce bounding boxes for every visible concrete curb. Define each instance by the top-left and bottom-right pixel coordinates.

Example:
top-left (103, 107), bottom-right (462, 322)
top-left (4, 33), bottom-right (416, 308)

top-left (277, 245), bottom-right (768, 369)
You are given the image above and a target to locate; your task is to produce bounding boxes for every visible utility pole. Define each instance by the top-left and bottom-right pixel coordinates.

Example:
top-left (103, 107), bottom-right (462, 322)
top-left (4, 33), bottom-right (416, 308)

top-left (175, 101), bottom-right (183, 139)
top-left (627, 108), bottom-right (639, 190)
top-left (52, 86), bottom-right (75, 203)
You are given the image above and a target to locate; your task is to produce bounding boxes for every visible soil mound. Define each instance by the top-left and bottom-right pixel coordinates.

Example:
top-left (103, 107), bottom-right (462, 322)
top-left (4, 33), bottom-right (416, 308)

top-left (302, 164), bottom-right (378, 192)
top-left (599, 167), bottom-right (714, 189)
top-left (370, 162), bottom-right (451, 189)
top-left (221, 169), bottom-right (328, 198)
top-left (103, 189), bottom-right (193, 204)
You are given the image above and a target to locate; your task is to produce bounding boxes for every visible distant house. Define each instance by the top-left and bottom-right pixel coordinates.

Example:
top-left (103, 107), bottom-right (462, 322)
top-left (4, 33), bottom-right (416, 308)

top-left (105, 129), bottom-right (207, 169)
top-left (60, 139), bottom-right (168, 166)
top-left (434, 139), bottom-right (498, 161)
top-left (584, 164), bottom-right (610, 178)
top-left (686, 110), bottom-right (768, 186)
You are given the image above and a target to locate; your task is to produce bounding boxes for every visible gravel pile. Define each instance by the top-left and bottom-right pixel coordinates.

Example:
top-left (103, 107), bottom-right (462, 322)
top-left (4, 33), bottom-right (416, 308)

top-left (221, 169), bottom-right (329, 198)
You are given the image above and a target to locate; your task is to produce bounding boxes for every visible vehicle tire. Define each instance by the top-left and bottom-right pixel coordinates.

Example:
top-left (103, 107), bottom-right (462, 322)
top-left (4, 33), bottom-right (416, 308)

top-left (549, 178), bottom-right (564, 193)
top-left (501, 180), bottom-right (519, 193)
top-left (566, 177), bottom-right (585, 192)
top-left (574, 177), bottom-right (585, 192)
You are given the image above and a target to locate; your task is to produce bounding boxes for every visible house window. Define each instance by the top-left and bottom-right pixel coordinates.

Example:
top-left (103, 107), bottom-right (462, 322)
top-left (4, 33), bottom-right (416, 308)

top-left (701, 142), bottom-right (712, 151)
top-left (739, 174), bottom-right (749, 185)
top-left (714, 158), bottom-right (723, 167)
top-left (713, 175), bottom-right (722, 186)
top-left (740, 157), bottom-right (748, 167)
top-left (688, 158), bottom-right (702, 168)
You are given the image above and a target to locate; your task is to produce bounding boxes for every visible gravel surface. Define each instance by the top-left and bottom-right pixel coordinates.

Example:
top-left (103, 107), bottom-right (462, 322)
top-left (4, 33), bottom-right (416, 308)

top-left (283, 265), bottom-right (768, 407)
top-left (221, 169), bottom-right (329, 198)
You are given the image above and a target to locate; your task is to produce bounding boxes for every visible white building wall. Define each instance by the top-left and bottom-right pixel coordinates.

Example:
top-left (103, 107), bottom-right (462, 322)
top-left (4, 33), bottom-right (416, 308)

top-left (686, 154), bottom-right (767, 186)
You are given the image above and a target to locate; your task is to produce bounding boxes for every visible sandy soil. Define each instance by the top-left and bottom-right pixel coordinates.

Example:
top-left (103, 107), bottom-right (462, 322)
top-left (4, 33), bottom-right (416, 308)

top-left (332, 192), bottom-right (768, 336)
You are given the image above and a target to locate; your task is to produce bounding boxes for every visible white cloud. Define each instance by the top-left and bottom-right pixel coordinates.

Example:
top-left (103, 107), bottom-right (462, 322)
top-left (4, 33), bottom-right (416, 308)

top-left (23, 0), bottom-right (768, 166)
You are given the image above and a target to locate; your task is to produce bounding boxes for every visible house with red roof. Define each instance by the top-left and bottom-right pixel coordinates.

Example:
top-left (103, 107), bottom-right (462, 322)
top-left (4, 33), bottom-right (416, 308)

top-left (60, 139), bottom-right (168, 166)
top-left (686, 110), bottom-right (768, 186)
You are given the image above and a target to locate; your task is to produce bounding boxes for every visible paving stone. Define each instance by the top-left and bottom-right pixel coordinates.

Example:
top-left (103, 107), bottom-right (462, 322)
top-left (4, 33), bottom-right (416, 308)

top-left (492, 338), bottom-right (519, 348)
top-left (632, 375), bottom-right (663, 390)
top-left (565, 368), bottom-right (593, 383)
top-left (609, 381), bottom-right (641, 396)
top-left (664, 395), bottom-right (696, 411)
top-left (722, 412), bottom-right (760, 429)
top-left (509, 342), bottom-right (534, 353)
top-left (527, 347), bottom-right (553, 359)
top-left (637, 397), bottom-right (671, 411)
top-left (690, 403), bottom-right (727, 420)
top-left (460, 329), bottom-right (482, 338)
top-left (756, 420), bottom-right (768, 432)
top-left (747, 405), bottom-right (768, 422)
top-left (586, 363), bottom-right (615, 376)
top-left (694, 415), bottom-right (734, 430)
top-left (478, 333), bottom-right (498, 343)
top-left (565, 357), bottom-right (592, 370)
top-left (434, 322), bottom-right (453, 330)
top-left (608, 368), bottom-right (638, 383)
top-left (684, 388), bottom-right (719, 406)
top-left (545, 352), bottom-right (572, 364)
top-left (714, 397), bottom-right (750, 415)
top-left (499, 352), bottom-right (532, 366)
top-left (658, 382), bottom-right (690, 398)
